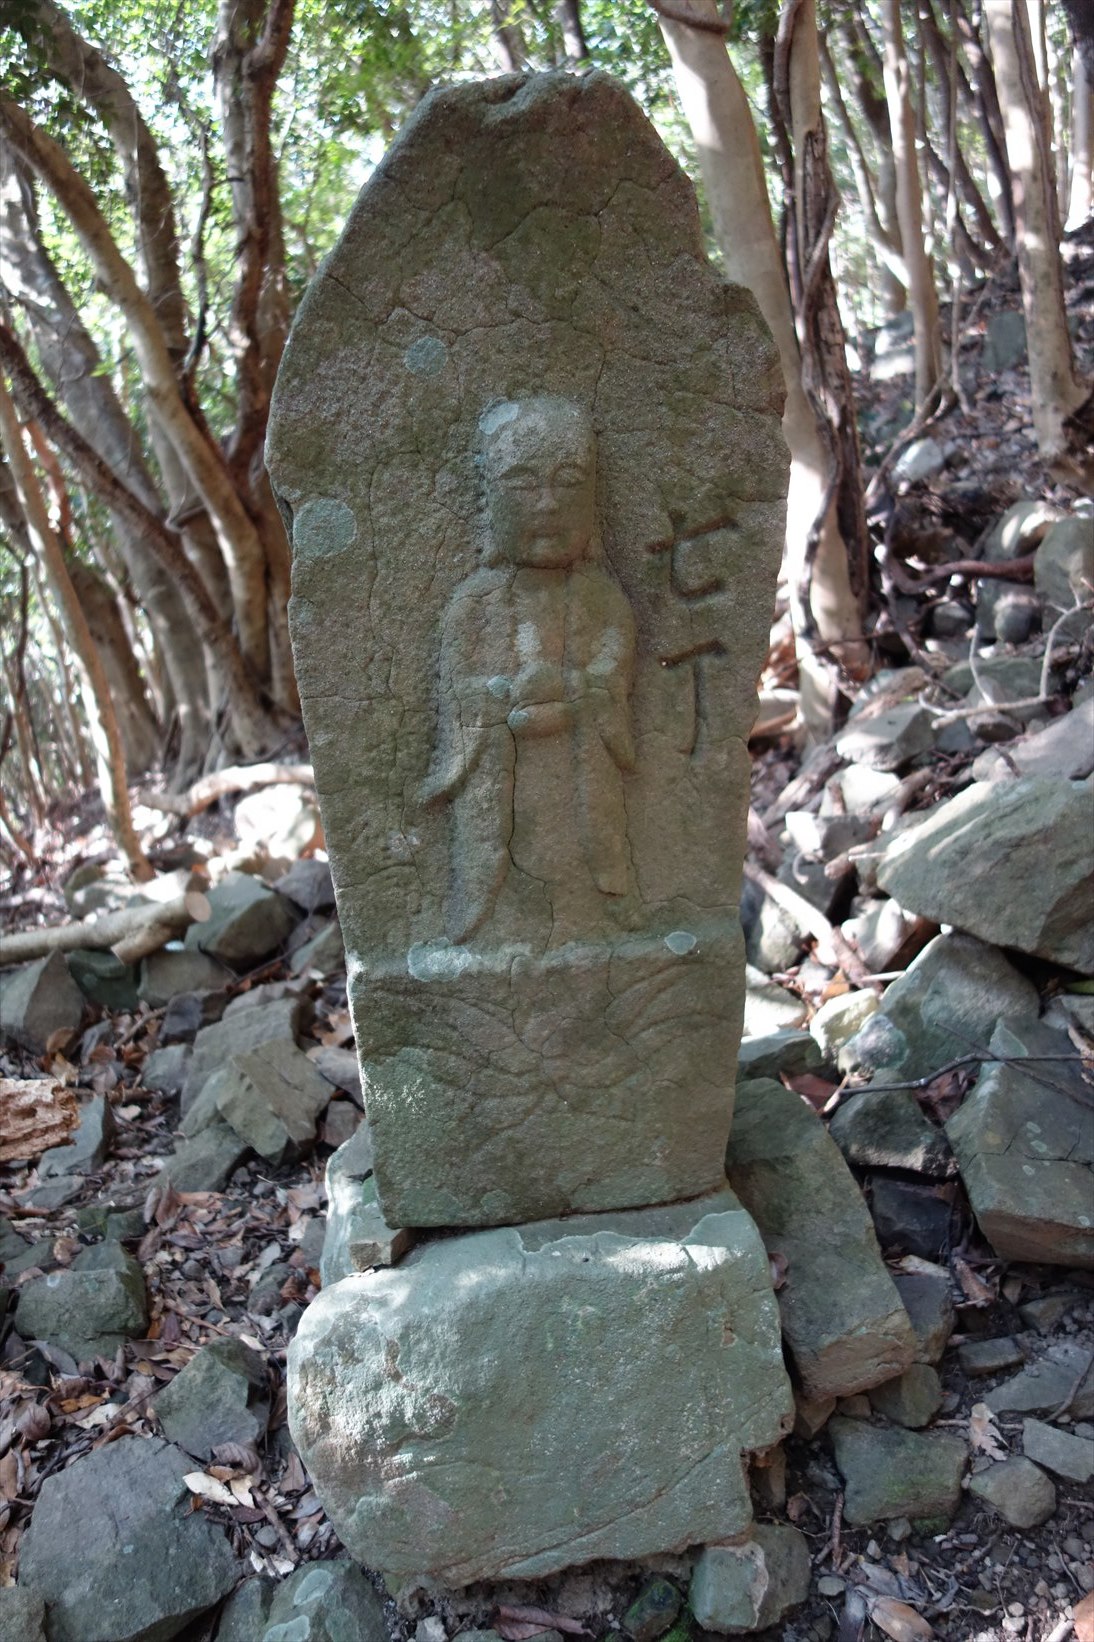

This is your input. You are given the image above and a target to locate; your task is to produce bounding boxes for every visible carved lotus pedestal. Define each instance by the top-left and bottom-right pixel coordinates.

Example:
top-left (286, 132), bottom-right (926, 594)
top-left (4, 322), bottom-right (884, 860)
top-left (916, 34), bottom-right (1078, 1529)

top-left (287, 1191), bottom-right (793, 1586)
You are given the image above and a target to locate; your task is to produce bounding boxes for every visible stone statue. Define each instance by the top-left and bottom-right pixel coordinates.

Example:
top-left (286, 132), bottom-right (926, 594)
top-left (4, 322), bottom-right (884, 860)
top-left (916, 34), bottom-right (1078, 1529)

top-left (421, 397), bottom-right (635, 943)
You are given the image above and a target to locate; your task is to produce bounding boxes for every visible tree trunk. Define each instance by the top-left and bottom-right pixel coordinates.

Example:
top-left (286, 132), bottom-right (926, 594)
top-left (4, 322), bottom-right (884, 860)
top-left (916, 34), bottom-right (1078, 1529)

top-left (1067, 46), bottom-right (1093, 226)
top-left (0, 375), bottom-right (152, 878)
top-left (880, 0), bottom-right (943, 408)
top-left (656, 0), bottom-right (867, 733)
top-left (840, 18), bottom-right (908, 315)
top-left (67, 561), bottom-right (162, 775)
top-left (985, 0), bottom-right (1087, 459)
top-left (955, 0), bottom-right (1017, 242)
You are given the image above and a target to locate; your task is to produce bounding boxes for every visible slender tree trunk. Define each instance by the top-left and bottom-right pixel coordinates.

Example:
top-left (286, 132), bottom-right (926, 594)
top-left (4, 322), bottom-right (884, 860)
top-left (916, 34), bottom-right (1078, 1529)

top-left (1067, 47), bottom-right (1093, 225)
top-left (656, 0), bottom-right (867, 732)
top-left (985, 0), bottom-right (1087, 459)
top-left (956, 0), bottom-right (1017, 242)
top-left (556, 0), bottom-right (589, 61)
top-left (67, 561), bottom-right (162, 775)
top-left (0, 375), bottom-right (152, 878)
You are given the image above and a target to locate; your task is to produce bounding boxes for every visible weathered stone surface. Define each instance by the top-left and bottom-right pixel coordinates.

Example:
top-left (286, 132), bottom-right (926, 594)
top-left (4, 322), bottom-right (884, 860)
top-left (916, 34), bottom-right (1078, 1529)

top-left (184, 872), bottom-right (298, 969)
top-left (1035, 516), bottom-right (1094, 615)
top-left (208, 1039), bottom-right (332, 1162)
top-left (161, 989), bottom-right (228, 1044)
top-left (0, 1587), bottom-right (47, 1642)
top-left (973, 694), bottom-right (1094, 783)
top-left (159, 1121), bottom-right (248, 1193)
top-left (689, 1526), bottom-right (811, 1634)
top-left (263, 1561), bottom-right (388, 1642)
top-left (735, 1030), bottom-right (822, 1082)
top-left (66, 950), bottom-right (140, 1010)
top-left (142, 1044), bottom-right (192, 1097)
top-left (38, 1095), bottom-right (116, 1180)
top-left (829, 1417), bottom-right (966, 1524)
top-left (0, 952), bottom-right (84, 1052)
top-left (968, 1457), bottom-right (1056, 1529)
top-left (876, 779), bottom-right (1094, 973)
top-left (213, 1579), bottom-right (274, 1642)
top-left (272, 857), bottom-right (336, 913)
top-left (946, 1054), bottom-right (1094, 1269)
top-left (16, 1261), bottom-right (147, 1360)
top-left (267, 73), bottom-right (786, 1227)
top-left (18, 1437), bottom-right (238, 1642)
top-left (289, 918), bottom-right (345, 977)
top-left (810, 990), bottom-right (879, 1057)
top-left (139, 947), bottom-right (228, 1008)
top-left (836, 704), bottom-right (934, 772)
top-left (839, 933), bottom-right (1040, 1080)
top-left (743, 968), bottom-right (808, 1037)
top-left (892, 1262), bottom-right (954, 1364)
top-left (154, 1337), bottom-right (269, 1461)
top-left (868, 1363), bottom-right (943, 1428)
top-left (868, 1176), bottom-right (954, 1262)
top-left (288, 1190), bottom-right (792, 1584)
top-left (321, 1124), bottom-right (413, 1286)
top-left (182, 997), bottom-right (303, 1115)
top-left (1023, 1417), bottom-right (1094, 1483)
top-left (234, 783), bottom-right (320, 862)
top-left (829, 1087), bottom-right (954, 1178)
top-left (986, 1343), bottom-right (1094, 1419)
top-left (307, 1044), bottom-right (363, 1103)
top-left (726, 1081), bottom-right (916, 1400)
top-left (623, 1578), bottom-right (682, 1642)
top-left (892, 438), bottom-right (945, 486)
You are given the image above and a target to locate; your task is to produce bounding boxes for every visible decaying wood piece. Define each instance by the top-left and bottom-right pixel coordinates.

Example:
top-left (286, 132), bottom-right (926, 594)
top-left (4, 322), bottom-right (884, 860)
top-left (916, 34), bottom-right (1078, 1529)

top-left (136, 761), bottom-right (314, 817)
top-left (0, 1077), bottom-right (78, 1162)
top-left (0, 892), bottom-right (204, 967)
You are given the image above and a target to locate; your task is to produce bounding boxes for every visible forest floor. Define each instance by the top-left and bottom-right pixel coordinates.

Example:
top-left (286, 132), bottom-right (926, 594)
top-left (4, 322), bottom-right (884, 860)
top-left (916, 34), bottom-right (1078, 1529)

top-left (0, 235), bottom-right (1092, 1642)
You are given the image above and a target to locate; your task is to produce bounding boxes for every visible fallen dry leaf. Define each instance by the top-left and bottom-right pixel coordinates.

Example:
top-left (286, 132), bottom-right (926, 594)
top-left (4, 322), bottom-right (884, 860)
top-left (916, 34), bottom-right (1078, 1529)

top-left (867, 1595), bottom-right (934, 1641)
top-left (496, 1609), bottom-right (590, 1640)
top-left (1075, 1591), bottom-right (1094, 1642)
top-left (968, 1402), bottom-right (1008, 1460)
top-left (183, 1470), bottom-right (237, 1507)
top-left (951, 1254), bottom-right (995, 1306)
top-left (769, 1250), bottom-right (789, 1290)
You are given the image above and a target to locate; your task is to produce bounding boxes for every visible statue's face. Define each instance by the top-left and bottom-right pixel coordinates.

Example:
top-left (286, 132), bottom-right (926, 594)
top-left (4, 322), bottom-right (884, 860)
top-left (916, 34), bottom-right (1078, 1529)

top-left (484, 402), bottom-right (596, 569)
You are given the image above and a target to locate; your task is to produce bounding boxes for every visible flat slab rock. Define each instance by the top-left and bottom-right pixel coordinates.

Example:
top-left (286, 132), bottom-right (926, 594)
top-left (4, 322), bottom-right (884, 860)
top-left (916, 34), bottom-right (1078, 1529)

top-left (288, 1188), bottom-right (792, 1585)
top-left (726, 1079), bottom-right (916, 1400)
top-left (267, 71), bottom-right (787, 1227)
top-left (18, 1437), bottom-right (238, 1642)
top-left (829, 1416), bottom-right (966, 1525)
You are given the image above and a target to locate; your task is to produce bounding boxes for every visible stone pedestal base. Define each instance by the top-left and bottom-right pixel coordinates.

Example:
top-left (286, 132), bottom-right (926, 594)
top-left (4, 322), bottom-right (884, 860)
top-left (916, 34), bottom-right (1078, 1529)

top-left (357, 925), bottom-right (744, 1227)
top-left (287, 1188), bottom-right (792, 1586)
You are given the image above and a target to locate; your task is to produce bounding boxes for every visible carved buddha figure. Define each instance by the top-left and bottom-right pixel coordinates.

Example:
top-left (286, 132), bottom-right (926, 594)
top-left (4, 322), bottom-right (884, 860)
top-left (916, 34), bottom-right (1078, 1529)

top-left (422, 397), bottom-right (636, 944)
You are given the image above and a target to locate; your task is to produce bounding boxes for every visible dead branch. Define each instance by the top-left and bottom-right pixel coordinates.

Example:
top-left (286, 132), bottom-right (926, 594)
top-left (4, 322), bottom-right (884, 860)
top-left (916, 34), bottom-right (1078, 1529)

top-left (136, 761), bottom-right (314, 818)
top-left (741, 860), bottom-right (874, 988)
top-left (0, 894), bottom-right (199, 967)
top-left (0, 1078), bottom-right (78, 1162)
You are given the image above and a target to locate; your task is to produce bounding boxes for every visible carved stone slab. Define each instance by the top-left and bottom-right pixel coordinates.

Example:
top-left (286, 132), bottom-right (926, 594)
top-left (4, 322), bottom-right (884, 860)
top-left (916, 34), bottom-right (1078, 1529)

top-left (267, 72), bottom-right (788, 1227)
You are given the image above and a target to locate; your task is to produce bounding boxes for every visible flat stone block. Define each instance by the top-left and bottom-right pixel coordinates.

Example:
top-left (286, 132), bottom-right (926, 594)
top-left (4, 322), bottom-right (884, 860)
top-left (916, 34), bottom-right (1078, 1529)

top-left (0, 952), bottom-right (84, 1053)
top-left (968, 1456), bottom-right (1056, 1529)
top-left (689, 1525), bottom-right (811, 1633)
top-left (364, 929), bottom-right (744, 1227)
top-left (829, 1417), bottom-right (966, 1525)
top-left (1023, 1417), bottom-right (1094, 1484)
top-left (288, 1189), bottom-right (792, 1585)
top-left (321, 1125), bottom-right (413, 1285)
top-left (726, 1080), bottom-right (916, 1400)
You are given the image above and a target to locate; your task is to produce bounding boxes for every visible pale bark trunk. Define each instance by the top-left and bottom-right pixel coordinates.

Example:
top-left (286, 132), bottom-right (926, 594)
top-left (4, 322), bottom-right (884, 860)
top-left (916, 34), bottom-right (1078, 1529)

top-left (0, 93), bottom-right (272, 679)
top-left (1067, 48), bottom-right (1093, 226)
top-left (881, 0), bottom-right (943, 408)
top-left (657, 0), bottom-right (867, 733)
top-left (819, 36), bottom-right (908, 293)
top-left (67, 561), bottom-right (162, 775)
top-left (0, 375), bottom-right (152, 878)
top-left (985, 0), bottom-right (1087, 458)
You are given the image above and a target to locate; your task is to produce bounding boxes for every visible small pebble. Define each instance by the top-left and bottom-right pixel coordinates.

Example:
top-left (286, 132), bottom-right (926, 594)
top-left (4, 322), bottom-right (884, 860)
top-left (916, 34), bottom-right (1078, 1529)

top-left (1008, 1603), bottom-right (1024, 1617)
top-left (888, 1518), bottom-right (913, 1543)
top-left (1065, 1537), bottom-right (1086, 1558)
top-left (817, 1577), bottom-right (845, 1598)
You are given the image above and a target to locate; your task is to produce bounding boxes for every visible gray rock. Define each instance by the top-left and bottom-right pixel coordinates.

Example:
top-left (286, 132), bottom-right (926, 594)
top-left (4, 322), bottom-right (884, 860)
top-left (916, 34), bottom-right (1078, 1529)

top-left (24, 1177), bottom-right (85, 1212)
top-left (161, 989), bottom-right (229, 1044)
top-left (0, 1587), bottom-right (47, 1642)
top-left (0, 952), bottom-right (84, 1052)
top-left (159, 1121), bottom-right (248, 1193)
top-left (968, 1456), bottom-right (1056, 1529)
top-left (829, 1087), bottom-right (954, 1178)
top-left (184, 872), bottom-right (297, 969)
top-left (743, 969), bottom-right (808, 1037)
top-left (986, 1343), bottom-right (1094, 1420)
top-left (869, 1176), bottom-right (953, 1262)
top-left (1035, 516), bottom-right (1094, 616)
top-left (211, 1039), bottom-right (333, 1162)
top-left (893, 438), bottom-right (945, 486)
top-left (892, 1263), bottom-right (954, 1364)
top-left (38, 1096), bottom-right (116, 1180)
top-left (142, 1044), bottom-right (192, 1097)
top-left (307, 1045), bottom-right (363, 1104)
top-left (154, 1337), bottom-right (269, 1461)
top-left (868, 1363), bottom-right (943, 1428)
top-left (138, 946), bottom-right (229, 1008)
top-left (287, 1190), bottom-right (792, 1584)
top-left (623, 1577), bottom-right (682, 1642)
top-left (0, 1221), bottom-right (53, 1277)
top-left (288, 918), bottom-right (345, 978)
top-left (66, 950), bottom-right (140, 1010)
top-left (233, 783), bottom-right (320, 862)
top-left (958, 1336), bottom-right (1027, 1377)
top-left (975, 581), bottom-right (1040, 644)
top-left (842, 898), bottom-right (926, 975)
top-left (839, 933), bottom-right (1040, 1081)
top-left (940, 652), bottom-right (1046, 703)
top-left (1022, 1417), bottom-right (1094, 1484)
top-left (72, 1240), bottom-right (141, 1276)
top-left (689, 1525), bottom-right (811, 1634)
top-left (836, 705), bottom-right (934, 772)
top-left (981, 309), bottom-right (1026, 371)
top-left (321, 1124), bottom-right (413, 1285)
top-left (946, 1055), bottom-right (1094, 1269)
top-left (810, 991), bottom-right (879, 1057)
top-left (181, 996), bottom-right (303, 1116)
top-left (272, 857), bottom-right (336, 913)
top-left (213, 1579), bottom-right (274, 1642)
top-left (829, 1416), bottom-right (966, 1524)
top-left (980, 500), bottom-right (1061, 562)
top-left (742, 878), bottom-right (807, 973)
top-left (972, 695), bottom-right (1094, 782)
top-left (726, 1080), bottom-right (916, 1400)
top-left (735, 1030), bottom-right (822, 1082)
top-left (262, 1561), bottom-right (388, 1642)
top-left (16, 1261), bottom-right (147, 1359)
top-left (876, 779), bottom-right (1094, 973)
top-left (268, 72), bottom-right (787, 1229)
top-left (18, 1437), bottom-right (239, 1642)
